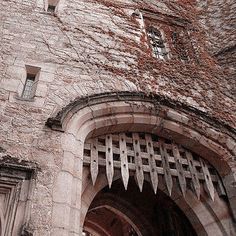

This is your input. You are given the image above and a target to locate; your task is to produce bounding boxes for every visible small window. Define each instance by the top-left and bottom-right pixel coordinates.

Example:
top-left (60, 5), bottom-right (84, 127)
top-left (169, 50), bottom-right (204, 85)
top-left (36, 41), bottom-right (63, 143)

top-left (47, 4), bottom-right (56, 13)
top-left (172, 32), bottom-right (189, 61)
top-left (21, 66), bottom-right (40, 100)
top-left (22, 74), bottom-right (36, 99)
top-left (147, 27), bottom-right (168, 60)
top-left (46, 0), bottom-right (59, 13)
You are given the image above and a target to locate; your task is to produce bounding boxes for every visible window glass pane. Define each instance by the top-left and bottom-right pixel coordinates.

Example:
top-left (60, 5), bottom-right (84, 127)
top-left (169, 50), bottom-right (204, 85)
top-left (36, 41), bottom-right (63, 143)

top-left (148, 27), bottom-right (167, 59)
top-left (22, 74), bottom-right (35, 99)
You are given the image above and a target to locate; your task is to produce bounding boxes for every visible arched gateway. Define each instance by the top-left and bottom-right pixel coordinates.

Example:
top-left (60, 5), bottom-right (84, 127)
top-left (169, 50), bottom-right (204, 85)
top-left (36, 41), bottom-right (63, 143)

top-left (47, 92), bottom-right (236, 236)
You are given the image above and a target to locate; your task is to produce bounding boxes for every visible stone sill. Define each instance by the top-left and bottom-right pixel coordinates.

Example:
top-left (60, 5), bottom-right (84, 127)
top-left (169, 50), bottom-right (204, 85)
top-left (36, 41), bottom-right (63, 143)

top-left (37, 11), bottom-right (57, 17)
top-left (14, 95), bottom-right (35, 102)
top-left (9, 92), bottom-right (45, 108)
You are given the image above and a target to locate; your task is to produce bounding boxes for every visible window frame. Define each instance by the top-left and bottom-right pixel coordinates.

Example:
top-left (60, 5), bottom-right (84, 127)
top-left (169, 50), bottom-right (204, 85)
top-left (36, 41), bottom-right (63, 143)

top-left (45, 0), bottom-right (60, 14)
top-left (47, 4), bottom-right (56, 13)
top-left (138, 9), bottom-right (193, 62)
top-left (20, 65), bottom-right (41, 101)
top-left (147, 26), bottom-right (168, 60)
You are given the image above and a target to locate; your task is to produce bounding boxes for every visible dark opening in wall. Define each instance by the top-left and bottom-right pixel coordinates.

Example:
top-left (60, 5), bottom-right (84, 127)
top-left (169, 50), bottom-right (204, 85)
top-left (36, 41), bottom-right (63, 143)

top-left (46, 0), bottom-right (59, 13)
top-left (47, 4), bottom-right (56, 13)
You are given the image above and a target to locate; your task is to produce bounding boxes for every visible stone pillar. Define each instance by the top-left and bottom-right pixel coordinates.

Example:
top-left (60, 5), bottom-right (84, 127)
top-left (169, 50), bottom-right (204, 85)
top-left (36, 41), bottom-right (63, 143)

top-left (51, 132), bottom-right (84, 236)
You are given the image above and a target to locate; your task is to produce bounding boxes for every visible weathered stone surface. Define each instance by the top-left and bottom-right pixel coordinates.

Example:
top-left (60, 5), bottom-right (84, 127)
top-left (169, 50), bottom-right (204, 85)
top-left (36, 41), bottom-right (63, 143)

top-left (0, 0), bottom-right (235, 235)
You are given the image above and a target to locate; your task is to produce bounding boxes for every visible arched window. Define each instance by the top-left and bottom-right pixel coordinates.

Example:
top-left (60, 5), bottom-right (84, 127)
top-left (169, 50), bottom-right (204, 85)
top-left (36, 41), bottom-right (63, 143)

top-left (147, 27), bottom-right (168, 60)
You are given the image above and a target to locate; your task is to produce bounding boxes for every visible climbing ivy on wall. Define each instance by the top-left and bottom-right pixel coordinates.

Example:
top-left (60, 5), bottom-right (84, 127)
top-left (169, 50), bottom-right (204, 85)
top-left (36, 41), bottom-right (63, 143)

top-left (39, 0), bottom-right (235, 127)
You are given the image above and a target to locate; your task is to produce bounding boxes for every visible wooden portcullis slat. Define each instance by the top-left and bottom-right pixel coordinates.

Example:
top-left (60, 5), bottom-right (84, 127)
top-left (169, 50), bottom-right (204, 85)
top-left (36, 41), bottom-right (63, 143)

top-left (159, 140), bottom-right (173, 196)
top-left (200, 159), bottom-right (214, 200)
top-left (106, 135), bottom-right (114, 188)
top-left (172, 143), bottom-right (186, 197)
top-left (119, 133), bottom-right (129, 190)
top-left (145, 134), bottom-right (158, 194)
top-left (90, 138), bottom-right (99, 186)
top-left (132, 133), bottom-right (144, 192)
top-left (186, 151), bottom-right (201, 200)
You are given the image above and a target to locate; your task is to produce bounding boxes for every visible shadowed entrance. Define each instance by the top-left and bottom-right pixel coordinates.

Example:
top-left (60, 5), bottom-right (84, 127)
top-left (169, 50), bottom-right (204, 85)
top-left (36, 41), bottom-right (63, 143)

top-left (83, 178), bottom-right (197, 236)
top-left (49, 93), bottom-right (236, 235)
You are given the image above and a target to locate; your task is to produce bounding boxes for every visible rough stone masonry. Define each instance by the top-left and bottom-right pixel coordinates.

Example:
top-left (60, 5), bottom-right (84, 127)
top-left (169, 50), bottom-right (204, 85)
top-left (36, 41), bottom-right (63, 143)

top-left (0, 0), bottom-right (235, 235)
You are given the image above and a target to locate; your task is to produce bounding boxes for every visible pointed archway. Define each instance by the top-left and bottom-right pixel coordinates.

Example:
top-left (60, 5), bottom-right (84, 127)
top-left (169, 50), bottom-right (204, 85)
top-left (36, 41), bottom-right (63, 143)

top-left (47, 92), bottom-right (236, 236)
top-left (83, 178), bottom-right (197, 236)
top-left (80, 132), bottom-right (233, 236)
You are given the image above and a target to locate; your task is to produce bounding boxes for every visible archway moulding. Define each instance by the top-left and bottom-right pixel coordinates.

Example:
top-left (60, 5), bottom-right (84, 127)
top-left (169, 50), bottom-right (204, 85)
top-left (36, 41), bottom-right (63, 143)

top-left (47, 92), bottom-right (236, 235)
top-left (46, 92), bottom-right (236, 176)
top-left (47, 91), bottom-right (236, 137)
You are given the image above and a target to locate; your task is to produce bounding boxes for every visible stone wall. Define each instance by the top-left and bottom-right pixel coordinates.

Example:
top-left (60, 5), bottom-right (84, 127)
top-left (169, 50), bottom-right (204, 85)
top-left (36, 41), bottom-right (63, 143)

top-left (198, 0), bottom-right (236, 97)
top-left (0, 0), bottom-right (235, 235)
top-left (198, 0), bottom-right (235, 54)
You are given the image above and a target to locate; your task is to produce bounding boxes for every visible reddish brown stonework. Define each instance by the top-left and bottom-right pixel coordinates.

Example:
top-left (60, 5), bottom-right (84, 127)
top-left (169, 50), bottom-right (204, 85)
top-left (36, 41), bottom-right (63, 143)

top-left (0, 0), bottom-right (235, 236)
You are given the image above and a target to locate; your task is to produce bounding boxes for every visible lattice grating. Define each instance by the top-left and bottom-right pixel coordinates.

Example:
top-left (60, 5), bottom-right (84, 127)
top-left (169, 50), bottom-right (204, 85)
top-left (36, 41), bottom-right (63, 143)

top-left (83, 132), bottom-right (224, 200)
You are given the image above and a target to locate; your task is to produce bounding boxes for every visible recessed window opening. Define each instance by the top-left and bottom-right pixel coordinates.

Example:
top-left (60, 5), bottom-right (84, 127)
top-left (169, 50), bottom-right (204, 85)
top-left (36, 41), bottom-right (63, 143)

top-left (21, 65), bottom-right (40, 100)
top-left (47, 4), bottom-right (56, 13)
top-left (46, 0), bottom-right (59, 13)
top-left (147, 27), bottom-right (168, 60)
top-left (22, 74), bottom-right (35, 99)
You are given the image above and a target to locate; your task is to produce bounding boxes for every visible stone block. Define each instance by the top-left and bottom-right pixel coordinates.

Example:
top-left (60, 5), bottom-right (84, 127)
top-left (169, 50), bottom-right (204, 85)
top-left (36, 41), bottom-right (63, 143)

top-left (73, 157), bottom-right (83, 179)
top-left (65, 107), bottom-right (93, 134)
top-left (162, 120), bottom-right (184, 135)
top-left (167, 109), bottom-right (189, 124)
top-left (226, 138), bottom-right (236, 152)
top-left (71, 177), bottom-right (82, 208)
top-left (62, 151), bottom-right (75, 174)
top-left (0, 78), bottom-right (20, 92)
top-left (39, 71), bottom-right (55, 83)
top-left (51, 228), bottom-right (69, 236)
top-left (69, 207), bottom-right (81, 234)
top-left (35, 83), bottom-right (48, 97)
top-left (206, 128), bottom-right (220, 141)
top-left (61, 133), bottom-right (79, 154)
top-left (53, 171), bottom-right (73, 204)
top-left (52, 203), bottom-right (71, 228)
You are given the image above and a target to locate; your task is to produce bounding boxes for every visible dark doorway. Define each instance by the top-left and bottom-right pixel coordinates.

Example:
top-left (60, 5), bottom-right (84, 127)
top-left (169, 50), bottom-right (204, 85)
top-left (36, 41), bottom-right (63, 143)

top-left (84, 178), bottom-right (197, 236)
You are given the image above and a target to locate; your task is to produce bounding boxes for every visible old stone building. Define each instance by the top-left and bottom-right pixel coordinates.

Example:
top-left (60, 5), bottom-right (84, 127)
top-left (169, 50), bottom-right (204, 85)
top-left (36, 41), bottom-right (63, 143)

top-left (0, 0), bottom-right (235, 235)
